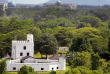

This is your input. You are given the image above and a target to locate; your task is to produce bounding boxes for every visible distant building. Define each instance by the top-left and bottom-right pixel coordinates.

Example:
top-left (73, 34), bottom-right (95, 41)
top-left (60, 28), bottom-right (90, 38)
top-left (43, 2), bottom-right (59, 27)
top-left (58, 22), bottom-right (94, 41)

top-left (8, 1), bottom-right (16, 8)
top-left (0, 3), bottom-right (8, 11)
top-left (44, 0), bottom-right (77, 10)
top-left (59, 47), bottom-right (69, 51)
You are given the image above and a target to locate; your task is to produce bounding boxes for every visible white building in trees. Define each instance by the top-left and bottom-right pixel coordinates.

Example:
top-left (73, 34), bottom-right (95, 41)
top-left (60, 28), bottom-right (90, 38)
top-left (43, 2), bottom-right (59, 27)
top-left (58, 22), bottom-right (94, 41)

top-left (44, 0), bottom-right (77, 10)
top-left (7, 34), bottom-right (66, 71)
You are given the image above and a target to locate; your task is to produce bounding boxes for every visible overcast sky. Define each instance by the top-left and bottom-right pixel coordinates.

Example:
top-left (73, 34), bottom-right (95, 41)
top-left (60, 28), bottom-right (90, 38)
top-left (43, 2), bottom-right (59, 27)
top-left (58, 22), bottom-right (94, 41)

top-left (8, 0), bottom-right (49, 4)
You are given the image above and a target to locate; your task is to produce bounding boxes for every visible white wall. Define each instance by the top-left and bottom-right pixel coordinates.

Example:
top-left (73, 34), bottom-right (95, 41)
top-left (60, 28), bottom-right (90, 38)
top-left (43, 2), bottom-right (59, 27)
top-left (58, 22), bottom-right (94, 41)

top-left (7, 62), bottom-right (60, 71)
top-left (12, 41), bottom-right (34, 59)
top-left (59, 47), bottom-right (69, 51)
top-left (12, 34), bottom-right (34, 60)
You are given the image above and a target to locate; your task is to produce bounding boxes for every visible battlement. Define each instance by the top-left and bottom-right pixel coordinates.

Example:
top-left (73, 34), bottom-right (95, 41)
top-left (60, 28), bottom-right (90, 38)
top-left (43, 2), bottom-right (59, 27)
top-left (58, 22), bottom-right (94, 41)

top-left (12, 40), bottom-right (33, 44)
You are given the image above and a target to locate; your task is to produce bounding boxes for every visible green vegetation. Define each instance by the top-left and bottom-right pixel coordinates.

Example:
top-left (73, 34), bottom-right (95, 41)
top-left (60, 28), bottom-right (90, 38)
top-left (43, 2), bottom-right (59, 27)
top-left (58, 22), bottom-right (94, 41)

top-left (18, 65), bottom-right (38, 74)
top-left (0, 59), bottom-right (7, 74)
top-left (1, 7), bottom-right (110, 73)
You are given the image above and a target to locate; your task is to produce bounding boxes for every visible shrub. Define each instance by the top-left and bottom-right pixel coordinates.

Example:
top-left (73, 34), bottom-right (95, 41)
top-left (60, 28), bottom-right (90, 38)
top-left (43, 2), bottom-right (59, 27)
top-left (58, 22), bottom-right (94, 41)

top-left (49, 70), bottom-right (56, 74)
top-left (18, 65), bottom-right (37, 74)
top-left (0, 59), bottom-right (7, 74)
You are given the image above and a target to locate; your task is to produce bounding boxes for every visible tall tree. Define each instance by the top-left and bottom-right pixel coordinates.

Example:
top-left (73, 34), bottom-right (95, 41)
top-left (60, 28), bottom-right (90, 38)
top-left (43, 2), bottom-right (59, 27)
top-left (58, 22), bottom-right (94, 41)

top-left (35, 33), bottom-right (58, 58)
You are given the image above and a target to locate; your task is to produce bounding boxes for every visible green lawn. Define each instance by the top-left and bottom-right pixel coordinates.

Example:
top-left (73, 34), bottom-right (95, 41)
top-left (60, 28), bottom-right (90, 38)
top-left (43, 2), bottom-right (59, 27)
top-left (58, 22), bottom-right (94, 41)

top-left (7, 66), bottom-right (70, 74)
top-left (34, 52), bottom-right (53, 59)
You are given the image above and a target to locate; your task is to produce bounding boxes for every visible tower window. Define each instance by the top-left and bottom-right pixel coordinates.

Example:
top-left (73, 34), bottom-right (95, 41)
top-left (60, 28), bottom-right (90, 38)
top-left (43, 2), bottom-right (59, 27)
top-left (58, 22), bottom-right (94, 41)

top-left (20, 53), bottom-right (23, 56)
top-left (27, 53), bottom-right (29, 56)
top-left (13, 67), bottom-right (16, 70)
top-left (41, 68), bottom-right (44, 70)
top-left (57, 67), bottom-right (59, 69)
top-left (52, 68), bottom-right (54, 70)
top-left (23, 46), bottom-right (26, 50)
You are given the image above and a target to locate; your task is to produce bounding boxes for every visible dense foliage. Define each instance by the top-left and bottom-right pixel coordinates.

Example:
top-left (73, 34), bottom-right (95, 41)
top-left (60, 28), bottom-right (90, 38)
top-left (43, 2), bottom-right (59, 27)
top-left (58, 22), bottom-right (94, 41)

top-left (1, 7), bottom-right (110, 73)
top-left (0, 59), bottom-right (7, 74)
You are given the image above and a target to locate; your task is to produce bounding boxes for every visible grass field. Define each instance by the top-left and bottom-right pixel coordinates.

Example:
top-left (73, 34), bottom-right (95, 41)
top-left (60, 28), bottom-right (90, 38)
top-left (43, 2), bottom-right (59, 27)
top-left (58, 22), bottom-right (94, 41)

top-left (34, 52), bottom-right (53, 59)
top-left (7, 66), bottom-right (70, 74)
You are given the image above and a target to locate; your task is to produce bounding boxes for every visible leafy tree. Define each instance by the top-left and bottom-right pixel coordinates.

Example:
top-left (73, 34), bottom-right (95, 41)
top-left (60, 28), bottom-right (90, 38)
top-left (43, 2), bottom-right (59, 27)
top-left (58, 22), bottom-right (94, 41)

top-left (0, 59), bottom-right (7, 74)
top-left (45, 15), bottom-right (56, 21)
top-left (77, 22), bottom-right (91, 28)
top-left (71, 52), bottom-right (92, 69)
top-left (79, 16), bottom-right (103, 28)
top-left (70, 37), bottom-right (92, 52)
top-left (93, 12), bottom-right (109, 22)
top-left (65, 68), bottom-right (81, 74)
top-left (91, 53), bottom-right (101, 70)
top-left (70, 27), bottom-right (108, 54)
top-left (54, 27), bottom-right (73, 46)
top-left (35, 33), bottom-right (58, 58)
top-left (55, 17), bottom-right (75, 27)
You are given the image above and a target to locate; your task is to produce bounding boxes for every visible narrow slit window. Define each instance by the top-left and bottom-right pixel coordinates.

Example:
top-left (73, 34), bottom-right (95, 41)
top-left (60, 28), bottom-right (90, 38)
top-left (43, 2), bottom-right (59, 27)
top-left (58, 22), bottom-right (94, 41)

top-left (20, 53), bottom-right (23, 56)
top-left (27, 53), bottom-right (29, 56)
top-left (24, 46), bottom-right (26, 50)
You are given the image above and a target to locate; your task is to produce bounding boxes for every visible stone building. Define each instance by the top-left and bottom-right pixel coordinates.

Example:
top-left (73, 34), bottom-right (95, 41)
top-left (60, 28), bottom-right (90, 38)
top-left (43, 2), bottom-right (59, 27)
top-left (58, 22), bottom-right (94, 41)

top-left (44, 0), bottom-right (77, 10)
top-left (0, 3), bottom-right (8, 11)
top-left (6, 34), bottom-right (66, 71)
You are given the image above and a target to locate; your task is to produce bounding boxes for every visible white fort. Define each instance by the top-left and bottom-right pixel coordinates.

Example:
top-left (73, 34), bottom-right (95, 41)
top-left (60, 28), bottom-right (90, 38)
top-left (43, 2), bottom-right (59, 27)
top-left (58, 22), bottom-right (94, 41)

top-left (7, 34), bottom-right (66, 71)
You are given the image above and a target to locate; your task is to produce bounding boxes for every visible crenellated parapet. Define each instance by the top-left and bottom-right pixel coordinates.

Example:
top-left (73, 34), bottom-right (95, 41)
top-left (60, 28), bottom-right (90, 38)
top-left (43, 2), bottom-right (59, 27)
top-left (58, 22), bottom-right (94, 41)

top-left (12, 40), bottom-right (33, 44)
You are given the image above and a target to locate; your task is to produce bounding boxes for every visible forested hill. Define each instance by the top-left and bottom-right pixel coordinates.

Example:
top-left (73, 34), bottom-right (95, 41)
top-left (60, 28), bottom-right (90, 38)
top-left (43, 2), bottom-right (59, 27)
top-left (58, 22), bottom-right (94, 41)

top-left (46, 0), bottom-right (109, 6)
top-left (1, 7), bottom-right (110, 73)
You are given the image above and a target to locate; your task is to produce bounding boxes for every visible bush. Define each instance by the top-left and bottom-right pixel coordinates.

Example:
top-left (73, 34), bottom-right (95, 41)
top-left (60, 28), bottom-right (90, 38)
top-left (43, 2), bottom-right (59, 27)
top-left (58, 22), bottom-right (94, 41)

top-left (18, 65), bottom-right (37, 74)
top-left (65, 68), bottom-right (81, 74)
top-left (49, 70), bottom-right (56, 74)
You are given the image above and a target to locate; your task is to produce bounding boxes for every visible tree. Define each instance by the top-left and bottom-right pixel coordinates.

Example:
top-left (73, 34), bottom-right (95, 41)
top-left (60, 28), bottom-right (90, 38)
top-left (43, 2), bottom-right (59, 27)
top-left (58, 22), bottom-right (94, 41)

top-left (18, 65), bottom-right (37, 74)
top-left (65, 68), bottom-right (81, 74)
top-left (79, 16), bottom-right (103, 28)
top-left (70, 37), bottom-right (92, 52)
top-left (70, 27), bottom-right (108, 54)
top-left (91, 53), bottom-right (101, 70)
top-left (54, 27), bottom-right (73, 46)
top-left (70, 52), bottom-right (92, 69)
top-left (0, 59), bottom-right (7, 74)
top-left (35, 33), bottom-right (58, 58)
top-left (77, 22), bottom-right (91, 28)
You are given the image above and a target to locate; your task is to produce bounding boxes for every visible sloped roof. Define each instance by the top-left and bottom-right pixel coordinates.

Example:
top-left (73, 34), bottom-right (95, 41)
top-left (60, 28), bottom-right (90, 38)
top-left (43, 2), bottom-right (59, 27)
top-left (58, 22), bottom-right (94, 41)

top-left (48, 55), bottom-right (59, 60)
top-left (4, 53), bottom-right (10, 59)
top-left (21, 56), bottom-right (35, 60)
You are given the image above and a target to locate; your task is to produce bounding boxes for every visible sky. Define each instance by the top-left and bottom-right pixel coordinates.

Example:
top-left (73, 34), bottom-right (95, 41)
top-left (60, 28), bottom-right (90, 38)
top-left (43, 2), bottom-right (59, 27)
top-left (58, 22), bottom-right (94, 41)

top-left (7, 0), bottom-right (110, 5)
top-left (8, 0), bottom-right (50, 4)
